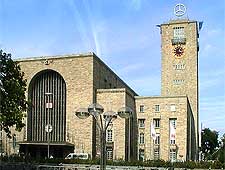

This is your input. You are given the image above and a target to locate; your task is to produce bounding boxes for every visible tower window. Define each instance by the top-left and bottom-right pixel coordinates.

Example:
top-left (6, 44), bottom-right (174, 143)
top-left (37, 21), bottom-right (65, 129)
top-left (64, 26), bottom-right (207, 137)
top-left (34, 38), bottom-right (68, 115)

top-left (172, 27), bottom-right (186, 45)
top-left (173, 27), bottom-right (185, 39)
top-left (173, 64), bottom-right (185, 70)
top-left (173, 79), bottom-right (184, 85)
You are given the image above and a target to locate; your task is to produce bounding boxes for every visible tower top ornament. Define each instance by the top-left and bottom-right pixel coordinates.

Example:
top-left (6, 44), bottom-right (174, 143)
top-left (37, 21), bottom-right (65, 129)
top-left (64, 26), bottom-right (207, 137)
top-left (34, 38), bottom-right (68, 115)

top-left (174, 3), bottom-right (186, 17)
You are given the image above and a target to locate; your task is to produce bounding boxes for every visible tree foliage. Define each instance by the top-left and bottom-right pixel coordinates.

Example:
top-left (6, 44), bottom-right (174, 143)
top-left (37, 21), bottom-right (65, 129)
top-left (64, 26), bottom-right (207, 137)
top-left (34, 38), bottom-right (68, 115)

top-left (201, 128), bottom-right (219, 159)
top-left (215, 133), bottom-right (225, 163)
top-left (0, 50), bottom-right (28, 137)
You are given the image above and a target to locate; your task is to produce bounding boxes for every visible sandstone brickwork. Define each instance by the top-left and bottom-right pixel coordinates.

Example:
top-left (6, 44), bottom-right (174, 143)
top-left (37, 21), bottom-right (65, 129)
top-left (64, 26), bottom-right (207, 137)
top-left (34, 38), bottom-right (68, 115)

top-left (1, 18), bottom-right (199, 162)
top-left (160, 19), bottom-right (199, 157)
top-left (135, 96), bottom-right (195, 161)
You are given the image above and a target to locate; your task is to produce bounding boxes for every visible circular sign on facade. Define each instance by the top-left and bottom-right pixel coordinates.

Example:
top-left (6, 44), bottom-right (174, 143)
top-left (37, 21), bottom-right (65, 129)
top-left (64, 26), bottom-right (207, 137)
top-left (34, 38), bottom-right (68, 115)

top-left (174, 3), bottom-right (186, 17)
top-left (45, 124), bottom-right (53, 133)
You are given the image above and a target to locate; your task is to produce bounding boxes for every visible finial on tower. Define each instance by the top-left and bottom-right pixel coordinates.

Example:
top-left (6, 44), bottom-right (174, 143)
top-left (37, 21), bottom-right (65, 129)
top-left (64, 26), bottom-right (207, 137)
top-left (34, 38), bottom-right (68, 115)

top-left (174, 3), bottom-right (186, 17)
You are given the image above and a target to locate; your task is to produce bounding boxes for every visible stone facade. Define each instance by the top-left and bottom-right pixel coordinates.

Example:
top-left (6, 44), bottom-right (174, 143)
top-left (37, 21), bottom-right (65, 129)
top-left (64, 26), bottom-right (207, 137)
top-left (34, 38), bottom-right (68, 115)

top-left (96, 88), bottom-right (137, 160)
top-left (135, 96), bottom-right (195, 161)
top-left (0, 18), bottom-right (199, 162)
top-left (160, 19), bottom-right (199, 156)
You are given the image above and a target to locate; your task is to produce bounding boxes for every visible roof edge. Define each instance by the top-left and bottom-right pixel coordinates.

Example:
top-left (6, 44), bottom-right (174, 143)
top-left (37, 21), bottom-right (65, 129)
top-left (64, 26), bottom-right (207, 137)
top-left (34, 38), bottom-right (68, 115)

top-left (135, 95), bottom-right (188, 99)
top-left (15, 52), bottom-right (95, 62)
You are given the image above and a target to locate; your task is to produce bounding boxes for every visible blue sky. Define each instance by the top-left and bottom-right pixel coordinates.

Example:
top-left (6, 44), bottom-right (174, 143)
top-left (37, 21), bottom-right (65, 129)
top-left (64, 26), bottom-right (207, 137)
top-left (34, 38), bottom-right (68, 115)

top-left (0, 0), bottom-right (224, 136)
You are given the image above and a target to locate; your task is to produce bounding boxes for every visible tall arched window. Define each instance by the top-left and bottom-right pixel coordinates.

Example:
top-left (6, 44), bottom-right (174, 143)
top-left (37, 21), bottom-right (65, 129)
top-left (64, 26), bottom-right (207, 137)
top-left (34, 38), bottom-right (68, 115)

top-left (28, 70), bottom-right (66, 142)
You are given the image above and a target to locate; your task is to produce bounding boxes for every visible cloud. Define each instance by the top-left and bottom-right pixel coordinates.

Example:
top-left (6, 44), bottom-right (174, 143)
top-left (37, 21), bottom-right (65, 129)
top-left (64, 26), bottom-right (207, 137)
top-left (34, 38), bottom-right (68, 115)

top-left (200, 28), bottom-right (225, 57)
top-left (200, 69), bottom-right (225, 91)
top-left (200, 96), bottom-right (225, 135)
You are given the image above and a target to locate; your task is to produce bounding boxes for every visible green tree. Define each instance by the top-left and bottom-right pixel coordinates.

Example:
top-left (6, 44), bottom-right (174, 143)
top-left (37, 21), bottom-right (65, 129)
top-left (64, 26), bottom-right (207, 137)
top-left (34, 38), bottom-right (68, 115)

top-left (215, 134), bottom-right (225, 163)
top-left (0, 50), bottom-right (27, 137)
top-left (201, 128), bottom-right (219, 159)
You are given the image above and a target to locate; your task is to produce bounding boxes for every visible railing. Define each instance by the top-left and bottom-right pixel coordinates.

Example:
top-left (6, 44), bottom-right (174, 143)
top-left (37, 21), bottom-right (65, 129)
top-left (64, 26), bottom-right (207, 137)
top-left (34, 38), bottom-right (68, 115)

top-left (171, 38), bottom-right (186, 45)
top-left (36, 164), bottom-right (174, 170)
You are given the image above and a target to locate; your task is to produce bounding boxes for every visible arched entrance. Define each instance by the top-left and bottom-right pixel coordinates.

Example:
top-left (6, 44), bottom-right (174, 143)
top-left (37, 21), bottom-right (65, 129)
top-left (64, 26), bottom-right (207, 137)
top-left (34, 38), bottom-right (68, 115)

top-left (20, 69), bottom-right (73, 158)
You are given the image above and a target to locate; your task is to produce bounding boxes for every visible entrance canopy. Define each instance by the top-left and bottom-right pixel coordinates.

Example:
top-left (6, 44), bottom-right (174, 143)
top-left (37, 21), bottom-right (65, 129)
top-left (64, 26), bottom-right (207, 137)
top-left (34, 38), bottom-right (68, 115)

top-left (19, 141), bottom-right (74, 158)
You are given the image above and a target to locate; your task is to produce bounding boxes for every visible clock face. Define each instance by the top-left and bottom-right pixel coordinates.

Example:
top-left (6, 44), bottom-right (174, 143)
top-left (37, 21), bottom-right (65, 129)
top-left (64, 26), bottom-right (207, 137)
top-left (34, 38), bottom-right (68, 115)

top-left (174, 46), bottom-right (184, 57)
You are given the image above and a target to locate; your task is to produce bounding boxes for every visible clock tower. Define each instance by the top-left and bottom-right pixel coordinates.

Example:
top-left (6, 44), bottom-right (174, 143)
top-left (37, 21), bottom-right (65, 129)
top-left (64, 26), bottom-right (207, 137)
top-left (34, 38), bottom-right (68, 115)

top-left (160, 6), bottom-right (200, 158)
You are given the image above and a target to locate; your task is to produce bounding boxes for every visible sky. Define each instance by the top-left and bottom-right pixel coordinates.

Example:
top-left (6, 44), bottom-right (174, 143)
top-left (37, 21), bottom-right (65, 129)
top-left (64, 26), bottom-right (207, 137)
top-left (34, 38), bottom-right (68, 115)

top-left (0, 0), bottom-right (224, 136)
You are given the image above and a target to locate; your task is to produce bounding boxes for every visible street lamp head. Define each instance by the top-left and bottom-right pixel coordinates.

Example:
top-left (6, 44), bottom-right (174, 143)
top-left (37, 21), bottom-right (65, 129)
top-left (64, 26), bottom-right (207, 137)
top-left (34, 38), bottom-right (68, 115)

top-left (88, 103), bottom-right (104, 116)
top-left (75, 108), bottom-right (90, 119)
top-left (118, 106), bottom-right (133, 119)
top-left (103, 111), bottom-right (117, 122)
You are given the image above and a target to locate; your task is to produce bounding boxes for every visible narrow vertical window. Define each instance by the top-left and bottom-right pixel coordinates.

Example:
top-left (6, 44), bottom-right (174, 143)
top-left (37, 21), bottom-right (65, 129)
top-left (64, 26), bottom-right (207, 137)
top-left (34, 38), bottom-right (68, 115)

top-left (155, 105), bottom-right (160, 112)
top-left (170, 118), bottom-right (177, 128)
top-left (170, 149), bottom-right (177, 162)
top-left (106, 148), bottom-right (113, 160)
top-left (153, 118), bottom-right (160, 128)
top-left (154, 147), bottom-right (160, 160)
top-left (139, 133), bottom-right (145, 144)
top-left (106, 129), bottom-right (113, 142)
top-left (170, 105), bottom-right (176, 112)
top-left (140, 105), bottom-right (144, 113)
top-left (154, 134), bottom-right (160, 145)
top-left (139, 149), bottom-right (145, 161)
top-left (138, 119), bottom-right (145, 128)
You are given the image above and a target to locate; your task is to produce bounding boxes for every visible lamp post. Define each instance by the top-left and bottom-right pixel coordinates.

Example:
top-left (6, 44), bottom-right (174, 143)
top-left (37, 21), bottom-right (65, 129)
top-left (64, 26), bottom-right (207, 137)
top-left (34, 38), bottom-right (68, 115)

top-left (45, 92), bottom-right (53, 159)
top-left (75, 103), bottom-right (132, 170)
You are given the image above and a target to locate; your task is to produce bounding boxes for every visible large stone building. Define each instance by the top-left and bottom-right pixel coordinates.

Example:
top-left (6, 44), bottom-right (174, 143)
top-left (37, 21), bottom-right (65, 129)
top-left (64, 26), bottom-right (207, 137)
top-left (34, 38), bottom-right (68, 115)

top-left (0, 14), bottom-right (200, 161)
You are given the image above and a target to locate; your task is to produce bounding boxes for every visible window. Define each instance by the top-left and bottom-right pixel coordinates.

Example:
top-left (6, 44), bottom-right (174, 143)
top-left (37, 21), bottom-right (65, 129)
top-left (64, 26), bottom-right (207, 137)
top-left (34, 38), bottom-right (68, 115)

top-left (106, 129), bottom-right (113, 142)
top-left (107, 148), bottom-right (113, 160)
top-left (154, 147), bottom-right (160, 160)
top-left (139, 133), bottom-right (145, 144)
top-left (153, 119), bottom-right (160, 128)
top-left (170, 139), bottom-right (176, 145)
top-left (173, 27), bottom-right (185, 39)
top-left (155, 105), bottom-right (160, 112)
top-left (173, 79), bottom-right (184, 85)
top-left (140, 105), bottom-right (144, 112)
top-left (170, 105), bottom-right (176, 112)
top-left (138, 119), bottom-right (145, 128)
top-left (170, 119), bottom-right (177, 128)
top-left (173, 63), bottom-right (185, 70)
top-left (170, 149), bottom-right (177, 162)
top-left (170, 118), bottom-right (177, 144)
top-left (154, 134), bottom-right (160, 145)
top-left (139, 149), bottom-right (145, 161)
